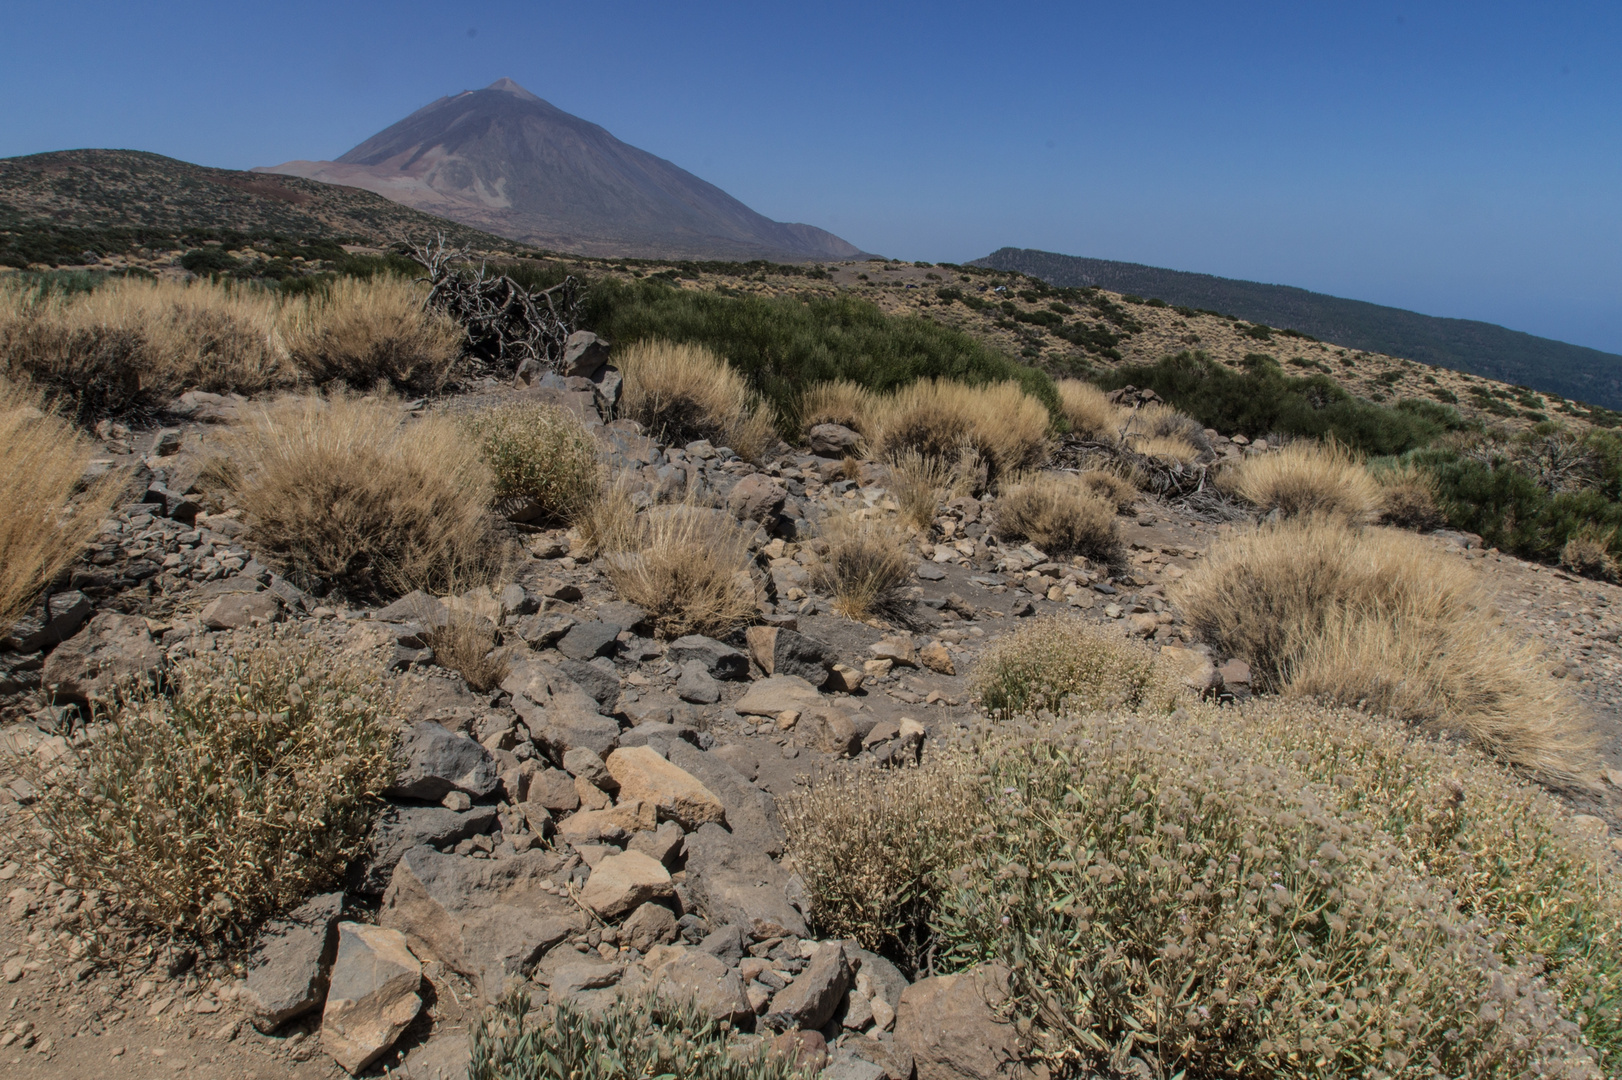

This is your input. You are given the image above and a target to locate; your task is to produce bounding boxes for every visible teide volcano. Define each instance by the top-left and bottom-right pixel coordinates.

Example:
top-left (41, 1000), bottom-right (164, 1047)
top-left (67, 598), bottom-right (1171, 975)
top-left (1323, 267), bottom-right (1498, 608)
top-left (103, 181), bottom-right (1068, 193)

top-left (258, 78), bottom-right (865, 262)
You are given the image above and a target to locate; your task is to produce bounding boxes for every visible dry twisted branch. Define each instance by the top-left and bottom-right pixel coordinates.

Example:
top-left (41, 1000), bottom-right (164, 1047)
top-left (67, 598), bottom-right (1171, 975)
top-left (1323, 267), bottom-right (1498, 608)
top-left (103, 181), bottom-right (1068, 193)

top-left (406, 234), bottom-right (580, 375)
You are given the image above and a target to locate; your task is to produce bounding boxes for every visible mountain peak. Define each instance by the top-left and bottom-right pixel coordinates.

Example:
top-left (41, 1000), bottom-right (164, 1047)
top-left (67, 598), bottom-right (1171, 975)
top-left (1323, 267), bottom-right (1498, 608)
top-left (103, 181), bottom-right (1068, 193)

top-left (484, 77), bottom-right (540, 102)
top-left (255, 82), bottom-right (865, 262)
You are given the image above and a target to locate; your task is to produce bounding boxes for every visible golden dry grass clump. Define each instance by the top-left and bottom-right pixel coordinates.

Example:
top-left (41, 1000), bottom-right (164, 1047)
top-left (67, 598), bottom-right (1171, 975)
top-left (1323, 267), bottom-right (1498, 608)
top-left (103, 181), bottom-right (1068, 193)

top-left (991, 472), bottom-right (1121, 561)
top-left (871, 378), bottom-right (1050, 481)
top-left (884, 448), bottom-right (952, 531)
top-left (284, 276), bottom-right (462, 392)
top-left (810, 511), bottom-right (916, 621)
top-left (1562, 527), bottom-right (1619, 581)
top-left (0, 278), bottom-right (292, 414)
top-left (1225, 439), bottom-right (1379, 519)
top-left (1374, 460), bottom-right (1445, 529)
top-left (0, 378), bottom-right (124, 633)
top-left (219, 394), bottom-right (500, 601)
top-left (1055, 378), bottom-right (1119, 438)
top-left (968, 614), bottom-right (1182, 719)
top-left (36, 625), bottom-right (396, 938)
top-left (598, 501), bottom-right (758, 639)
top-left (1073, 468), bottom-right (1138, 511)
top-left (797, 379), bottom-right (878, 439)
top-left (615, 340), bottom-right (776, 461)
top-left (780, 753), bottom-right (982, 970)
top-left (920, 701), bottom-right (1609, 1078)
top-left (1175, 517), bottom-right (1596, 782)
top-left (463, 401), bottom-right (603, 525)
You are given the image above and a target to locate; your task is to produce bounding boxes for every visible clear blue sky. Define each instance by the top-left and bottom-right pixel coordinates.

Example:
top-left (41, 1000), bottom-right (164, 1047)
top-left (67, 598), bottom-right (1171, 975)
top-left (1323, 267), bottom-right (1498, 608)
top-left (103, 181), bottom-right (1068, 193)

top-left (3, 1), bottom-right (1619, 354)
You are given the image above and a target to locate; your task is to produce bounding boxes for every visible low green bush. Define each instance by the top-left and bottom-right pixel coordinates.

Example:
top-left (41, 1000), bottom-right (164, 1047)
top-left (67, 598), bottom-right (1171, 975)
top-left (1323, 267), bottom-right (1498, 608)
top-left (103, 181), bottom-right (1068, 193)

top-left (580, 277), bottom-right (1058, 422)
top-left (968, 615), bottom-right (1181, 720)
top-left (470, 991), bottom-right (808, 1080)
top-left (463, 401), bottom-right (602, 524)
top-left (1096, 350), bottom-right (1467, 454)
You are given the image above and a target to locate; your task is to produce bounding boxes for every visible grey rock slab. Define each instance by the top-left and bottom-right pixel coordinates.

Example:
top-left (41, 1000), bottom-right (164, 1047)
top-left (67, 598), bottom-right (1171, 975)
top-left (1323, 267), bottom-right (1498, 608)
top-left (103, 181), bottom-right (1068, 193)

top-left (239, 892), bottom-right (346, 1032)
top-left (579, 849), bottom-right (675, 920)
top-left (675, 661), bottom-right (722, 704)
top-left (621, 901), bottom-right (680, 952)
top-left (666, 635), bottom-right (750, 680)
top-left (380, 846), bottom-right (584, 1001)
top-left (766, 941), bottom-right (852, 1032)
top-left (504, 659), bottom-right (622, 760)
top-left (514, 612), bottom-right (577, 648)
top-left (3, 590), bottom-right (92, 653)
top-left (626, 820), bottom-right (685, 867)
top-left (557, 657), bottom-right (620, 707)
top-left (374, 591), bottom-right (449, 627)
top-left (744, 626), bottom-right (836, 683)
top-left (851, 947), bottom-right (910, 1012)
top-left (595, 601), bottom-right (652, 635)
top-left (807, 423), bottom-right (862, 457)
top-left (682, 822), bottom-right (807, 939)
top-left (348, 804), bottom-right (499, 896)
top-left (320, 922), bottom-right (422, 1076)
top-left (733, 675), bottom-right (824, 718)
top-left (200, 590), bottom-right (281, 630)
top-left (40, 611), bottom-right (164, 705)
top-left (648, 948), bottom-right (753, 1026)
top-left (387, 722), bottom-right (499, 802)
top-left (895, 964), bottom-right (1030, 1080)
top-left (557, 620), bottom-right (620, 660)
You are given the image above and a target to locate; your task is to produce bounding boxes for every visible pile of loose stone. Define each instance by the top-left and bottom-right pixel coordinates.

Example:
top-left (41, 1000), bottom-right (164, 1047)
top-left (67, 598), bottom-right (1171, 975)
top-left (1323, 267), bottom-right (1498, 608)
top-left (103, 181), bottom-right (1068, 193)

top-left (0, 356), bottom-right (1273, 1079)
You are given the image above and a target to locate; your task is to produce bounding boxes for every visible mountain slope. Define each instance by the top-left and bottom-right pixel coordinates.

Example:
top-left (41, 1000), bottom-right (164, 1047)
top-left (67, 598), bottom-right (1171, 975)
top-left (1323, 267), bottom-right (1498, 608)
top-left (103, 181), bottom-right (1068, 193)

top-left (974, 247), bottom-right (1622, 410)
top-left (258, 78), bottom-right (865, 263)
top-left (0, 148), bottom-right (511, 266)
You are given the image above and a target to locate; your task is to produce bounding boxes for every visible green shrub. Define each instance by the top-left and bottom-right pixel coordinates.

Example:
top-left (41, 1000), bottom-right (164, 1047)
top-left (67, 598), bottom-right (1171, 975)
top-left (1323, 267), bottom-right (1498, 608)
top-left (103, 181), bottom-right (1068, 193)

top-left (463, 401), bottom-right (602, 524)
top-left (929, 705), bottom-right (1605, 1079)
top-left (1097, 350), bottom-right (1465, 454)
top-left (36, 626), bottom-right (396, 939)
top-left (968, 615), bottom-right (1181, 720)
top-left (470, 991), bottom-right (808, 1080)
top-left (579, 277), bottom-right (1059, 424)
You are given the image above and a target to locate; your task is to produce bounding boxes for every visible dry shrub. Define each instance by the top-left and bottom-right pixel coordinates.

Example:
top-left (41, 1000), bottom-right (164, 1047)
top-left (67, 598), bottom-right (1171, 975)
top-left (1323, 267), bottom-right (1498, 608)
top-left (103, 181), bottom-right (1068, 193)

top-left (1074, 468), bottom-right (1137, 511)
top-left (780, 753), bottom-right (983, 971)
top-left (424, 611), bottom-right (510, 693)
top-left (599, 501), bottom-right (757, 639)
top-left (1175, 517), bottom-right (1596, 782)
top-left (1121, 401), bottom-right (1210, 452)
top-left (36, 625), bottom-right (395, 938)
top-left (616, 340), bottom-right (776, 461)
top-left (0, 278), bottom-right (291, 414)
top-left (991, 472), bottom-right (1120, 561)
top-left (1375, 461), bottom-right (1445, 529)
top-left (810, 511), bottom-right (915, 621)
top-left (968, 614), bottom-right (1181, 719)
top-left (885, 448), bottom-right (952, 531)
top-left (0, 378), bottom-right (123, 633)
top-left (1129, 433), bottom-right (1201, 466)
top-left (1227, 439), bottom-right (1379, 519)
top-left (1562, 527), bottom-right (1619, 581)
top-left (463, 401), bottom-right (603, 525)
top-left (223, 394), bottom-right (500, 601)
top-left (933, 703), bottom-right (1604, 1079)
top-left (872, 379), bottom-right (1051, 482)
top-left (797, 379), bottom-right (877, 438)
top-left (1055, 378), bottom-right (1120, 438)
top-left (285, 276), bottom-right (462, 392)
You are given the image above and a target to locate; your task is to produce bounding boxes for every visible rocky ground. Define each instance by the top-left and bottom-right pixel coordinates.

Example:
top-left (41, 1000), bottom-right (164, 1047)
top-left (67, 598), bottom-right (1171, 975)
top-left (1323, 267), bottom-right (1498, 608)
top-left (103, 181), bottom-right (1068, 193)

top-left (1, 368), bottom-right (1619, 1079)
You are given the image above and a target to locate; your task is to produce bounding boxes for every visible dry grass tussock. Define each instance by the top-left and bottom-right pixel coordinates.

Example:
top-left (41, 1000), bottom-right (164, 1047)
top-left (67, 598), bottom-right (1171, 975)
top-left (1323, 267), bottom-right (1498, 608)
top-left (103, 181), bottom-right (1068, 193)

top-left (883, 447), bottom-right (984, 531)
top-left (0, 378), bottom-right (124, 634)
top-left (780, 753), bottom-right (982, 971)
top-left (1055, 378), bottom-right (1118, 438)
top-left (615, 340), bottom-right (776, 461)
top-left (1073, 468), bottom-right (1138, 511)
top-left (968, 614), bottom-right (1182, 719)
top-left (797, 379), bottom-right (878, 438)
top-left (992, 472), bottom-right (1120, 562)
top-left (871, 379), bottom-right (1050, 481)
top-left (1225, 438), bottom-right (1379, 519)
top-left (463, 401), bottom-right (603, 526)
top-left (1374, 460), bottom-right (1445, 529)
top-left (810, 511), bottom-right (915, 622)
top-left (921, 702), bottom-right (1608, 1078)
top-left (1562, 527), bottom-right (1619, 581)
top-left (35, 625), bottom-right (396, 938)
top-left (283, 276), bottom-right (462, 392)
top-left (0, 277), bottom-right (291, 415)
top-left (218, 394), bottom-right (500, 601)
top-left (598, 500), bottom-right (757, 639)
top-left (424, 612), bottom-right (510, 693)
top-left (1175, 517), bottom-right (1596, 782)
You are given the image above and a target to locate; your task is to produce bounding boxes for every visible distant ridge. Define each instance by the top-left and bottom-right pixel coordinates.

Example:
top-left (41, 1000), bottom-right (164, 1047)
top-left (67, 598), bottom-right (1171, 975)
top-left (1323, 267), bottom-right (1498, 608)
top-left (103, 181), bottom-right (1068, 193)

top-left (259, 78), bottom-right (866, 263)
top-left (974, 247), bottom-right (1622, 410)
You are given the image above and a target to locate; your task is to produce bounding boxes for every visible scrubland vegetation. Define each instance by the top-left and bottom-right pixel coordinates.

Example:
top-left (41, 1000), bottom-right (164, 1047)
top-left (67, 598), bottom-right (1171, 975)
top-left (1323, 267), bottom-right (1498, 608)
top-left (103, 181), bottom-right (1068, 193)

top-left (37, 626), bottom-right (395, 937)
top-left (810, 512), bottom-right (915, 621)
top-left (0, 376), bottom-right (121, 632)
top-left (968, 615), bottom-right (1181, 719)
top-left (615, 339), bottom-right (776, 460)
top-left (463, 400), bottom-right (603, 525)
top-left (598, 499), bottom-right (759, 639)
top-left (989, 472), bottom-right (1120, 560)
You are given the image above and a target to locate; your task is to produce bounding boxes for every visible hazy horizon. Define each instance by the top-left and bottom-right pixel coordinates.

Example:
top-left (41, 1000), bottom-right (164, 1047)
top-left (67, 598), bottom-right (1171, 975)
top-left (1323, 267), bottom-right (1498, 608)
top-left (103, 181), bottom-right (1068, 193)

top-left (2, 1), bottom-right (1618, 357)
